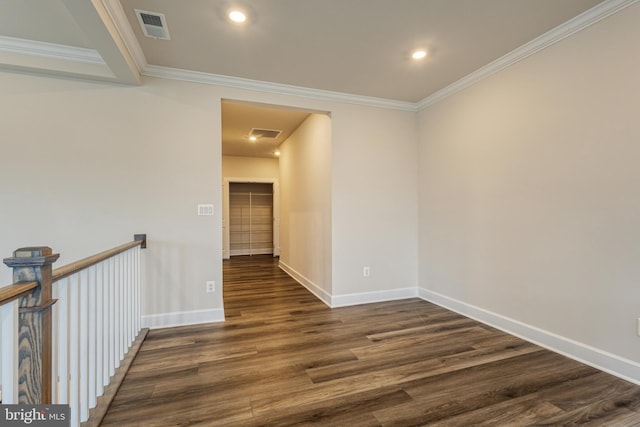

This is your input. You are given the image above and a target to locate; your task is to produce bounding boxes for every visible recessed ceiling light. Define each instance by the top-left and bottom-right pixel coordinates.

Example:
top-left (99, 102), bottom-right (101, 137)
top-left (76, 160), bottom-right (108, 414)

top-left (249, 135), bottom-right (257, 142)
top-left (228, 10), bottom-right (247, 23)
top-left (274, 151), bottom-right (281, 157)
top-left (411, 49), bottom-right (427, 60)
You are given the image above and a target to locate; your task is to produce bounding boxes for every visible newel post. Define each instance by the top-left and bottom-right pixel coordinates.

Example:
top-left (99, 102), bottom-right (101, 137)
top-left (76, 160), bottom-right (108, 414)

top-left (3, 246), bottom-right (60, 404)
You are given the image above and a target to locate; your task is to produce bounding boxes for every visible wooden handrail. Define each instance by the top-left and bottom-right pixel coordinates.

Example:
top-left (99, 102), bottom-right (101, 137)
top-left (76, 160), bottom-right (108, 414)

top-left (0, 235), bottom-right (146, 306)
top-left (52, 238), bottom-right (144, 283)
top-left (0, 280), bottom-right (39, 306)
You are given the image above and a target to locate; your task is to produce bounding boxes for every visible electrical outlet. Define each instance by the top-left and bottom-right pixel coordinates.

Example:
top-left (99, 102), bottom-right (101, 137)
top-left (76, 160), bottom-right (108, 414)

top-left (363, 266), bottom-right (370, 277)
top-left (637, 318), bottom-right (640, 337)
top-left (206, 281), bottom-right (215, 293)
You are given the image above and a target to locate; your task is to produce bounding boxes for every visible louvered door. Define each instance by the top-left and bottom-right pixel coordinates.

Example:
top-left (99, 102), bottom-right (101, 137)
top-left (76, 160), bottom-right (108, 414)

top-left (229, 183), bottom-right (273, 256)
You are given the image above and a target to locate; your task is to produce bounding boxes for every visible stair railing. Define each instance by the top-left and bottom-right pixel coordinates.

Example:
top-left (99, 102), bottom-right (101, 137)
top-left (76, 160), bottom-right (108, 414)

top-left (0, 234), bottom-right (148, 427)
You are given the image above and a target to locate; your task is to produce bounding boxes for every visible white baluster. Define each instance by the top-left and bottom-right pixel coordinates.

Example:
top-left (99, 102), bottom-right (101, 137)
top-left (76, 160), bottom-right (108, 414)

top-left (95, 261), bottom-right (104, 397)
top-left (113, 255), bottom-right (122, 368)
top-left (129, 249), bottom-right (134, 344)
top-left (125, 251), bottom-right (131, 350)
top-left (128, 249), bottom-right (135, 343)
top-left (51, 282), bottom-right (59, 403)
top-left (133, 246), bottom-right (141, 336)
top-left (69, 274), bottom-right (80, 427)
top-left (79, 269), bottom-right (89, 422)
top-left (0, 300), bottom-right (19, 403)
top-left (88, 265), bottom-right (97, 410)
top-left (56, 279), bottom-right (69, 405)
top-left (105, 257), bottom-right (113, 383)
top-left (109, 256), bottom-right (116, 375)
top-left (118, 253), bottom-right (125, 362)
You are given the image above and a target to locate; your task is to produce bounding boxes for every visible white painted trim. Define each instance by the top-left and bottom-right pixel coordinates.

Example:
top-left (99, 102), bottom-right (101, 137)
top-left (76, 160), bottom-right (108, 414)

top-left (141, 308), bottom-right (224, 329)
top-left (0, 36), bottom-right (116, 81)
top-left (419, 287), bottom-right (640, 385)
top-left (142, 64), bottom-right (417, 112)
top-left (0, 0), bottom-right (634, 106)
top-left (230, 249), bottom-right (274, 256)
top-left (0, 36), bottom-right (104, 64)
top-left (100, 0), bottom-right (148, 73)
top-left (279, 260), bottom-right (332, 307)
top-left (140, 0), bottom-right (637, 111)
top-left (279, 260), bottom-right (417, 309)
top-left (331, 287), bottom-right (418, 308)
top-left (416, 0), bottom-right (640, 110)
top-left (0, 0), bottom-right (633, 109)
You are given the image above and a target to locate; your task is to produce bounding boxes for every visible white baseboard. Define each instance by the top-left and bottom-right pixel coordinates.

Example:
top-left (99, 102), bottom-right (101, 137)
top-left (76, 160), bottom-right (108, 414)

top-left (230, 249), bottom-right (273, 256)
top-left (278, 260), bottom-right (332, 307)
top-left (278, 260), bottom-right (418, 308)
top-left (419, 287), bottom-right (640, 385)
top-left (331, 287), bottom-right (418, 308)
top-left (141, 308), bottom-right (225, 329)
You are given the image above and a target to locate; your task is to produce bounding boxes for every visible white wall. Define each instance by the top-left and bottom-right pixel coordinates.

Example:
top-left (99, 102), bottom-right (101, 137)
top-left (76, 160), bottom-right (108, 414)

top-left (417, 3), bottom-right (640, 380)
top-left (222, 155), bottom-right (279, 179)
top-left (331, 105), bottom-right (419, 306)
top-left (0, 75), bottom-right (223, 327)
top-left (279, 114), bottom-right (332, 302)
top-left (0, 70), bottom-right (419, 326)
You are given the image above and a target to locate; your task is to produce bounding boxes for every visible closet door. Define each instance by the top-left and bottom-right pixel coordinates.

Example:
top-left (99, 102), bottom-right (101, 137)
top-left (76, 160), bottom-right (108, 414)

top-left (229, 192), bottom-right (251, 256)
top-left (229, 183), bottom-right (274, 256)
top-left (250, 193), bottom-right (273, 255)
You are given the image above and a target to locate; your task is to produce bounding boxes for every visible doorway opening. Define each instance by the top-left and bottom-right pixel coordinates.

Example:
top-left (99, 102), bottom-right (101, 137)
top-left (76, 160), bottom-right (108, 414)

top-left (221, 98), bottom-right (333, 314)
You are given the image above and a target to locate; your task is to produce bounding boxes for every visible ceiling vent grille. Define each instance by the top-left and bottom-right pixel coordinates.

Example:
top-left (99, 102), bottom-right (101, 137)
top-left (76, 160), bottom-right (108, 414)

top-left (249, 128), bottom-right (282, 139)
top-left (135, 9), bottom-right (170, 40)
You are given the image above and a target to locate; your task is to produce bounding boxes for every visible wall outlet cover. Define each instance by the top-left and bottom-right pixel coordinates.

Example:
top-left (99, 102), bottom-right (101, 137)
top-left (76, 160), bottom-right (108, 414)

top-left (198, 204), bottom-right (214, 216)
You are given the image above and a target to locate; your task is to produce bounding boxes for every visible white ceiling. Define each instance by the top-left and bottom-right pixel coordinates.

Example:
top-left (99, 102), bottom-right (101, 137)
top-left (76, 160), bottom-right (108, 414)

top-left (119, 0), bottom-right (603, 103)
top-left (0, 0), bottom-right (614, 157)
top-left (222, 101), bottom-right (312, 158)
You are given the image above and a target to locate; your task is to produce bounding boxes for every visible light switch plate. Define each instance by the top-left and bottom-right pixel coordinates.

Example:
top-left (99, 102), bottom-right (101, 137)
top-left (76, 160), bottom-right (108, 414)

top-left (198, 204), bottom-right (214, 216)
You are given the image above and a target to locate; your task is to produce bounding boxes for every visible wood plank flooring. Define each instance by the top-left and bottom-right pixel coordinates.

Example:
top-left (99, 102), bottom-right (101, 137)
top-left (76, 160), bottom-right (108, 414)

top-left (102, 255), bottom-right (640, 426)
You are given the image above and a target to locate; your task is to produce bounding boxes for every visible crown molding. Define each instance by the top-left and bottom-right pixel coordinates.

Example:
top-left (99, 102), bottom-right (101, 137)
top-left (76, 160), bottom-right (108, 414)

top-left (0, 0), bottom-right (634, 110)
top-left (0, 35), bottom-right (116, 80)
top-left (142, 64), bottom-right (418, 112)
top-left (141, 0), bottom-right (637, 112)
top-left (0, 36), bottom-right (103, 64)
top-left (416, 0), bottom-right (640, 111)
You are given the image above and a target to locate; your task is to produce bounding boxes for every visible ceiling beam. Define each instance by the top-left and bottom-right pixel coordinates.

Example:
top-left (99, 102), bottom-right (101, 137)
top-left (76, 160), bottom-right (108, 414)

top-left (61, 0), bottom-right (141, 85)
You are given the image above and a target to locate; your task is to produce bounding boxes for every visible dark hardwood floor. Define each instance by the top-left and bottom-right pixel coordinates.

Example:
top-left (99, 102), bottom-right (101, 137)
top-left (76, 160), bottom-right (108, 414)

top-left (102, 255), bottom-right (640, 426)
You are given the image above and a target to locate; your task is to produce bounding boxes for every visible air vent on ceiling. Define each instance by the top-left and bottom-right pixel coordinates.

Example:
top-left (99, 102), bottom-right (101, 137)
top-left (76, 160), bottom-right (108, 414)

top-left (249, 128), bottom-right (282, 139)
top-left (135, 9), bottom-right (170, 40)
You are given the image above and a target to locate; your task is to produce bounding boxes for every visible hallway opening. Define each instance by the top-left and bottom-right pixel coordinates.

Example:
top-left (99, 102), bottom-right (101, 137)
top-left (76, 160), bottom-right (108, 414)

top-left (221, 99), bottom-right (333, 314)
